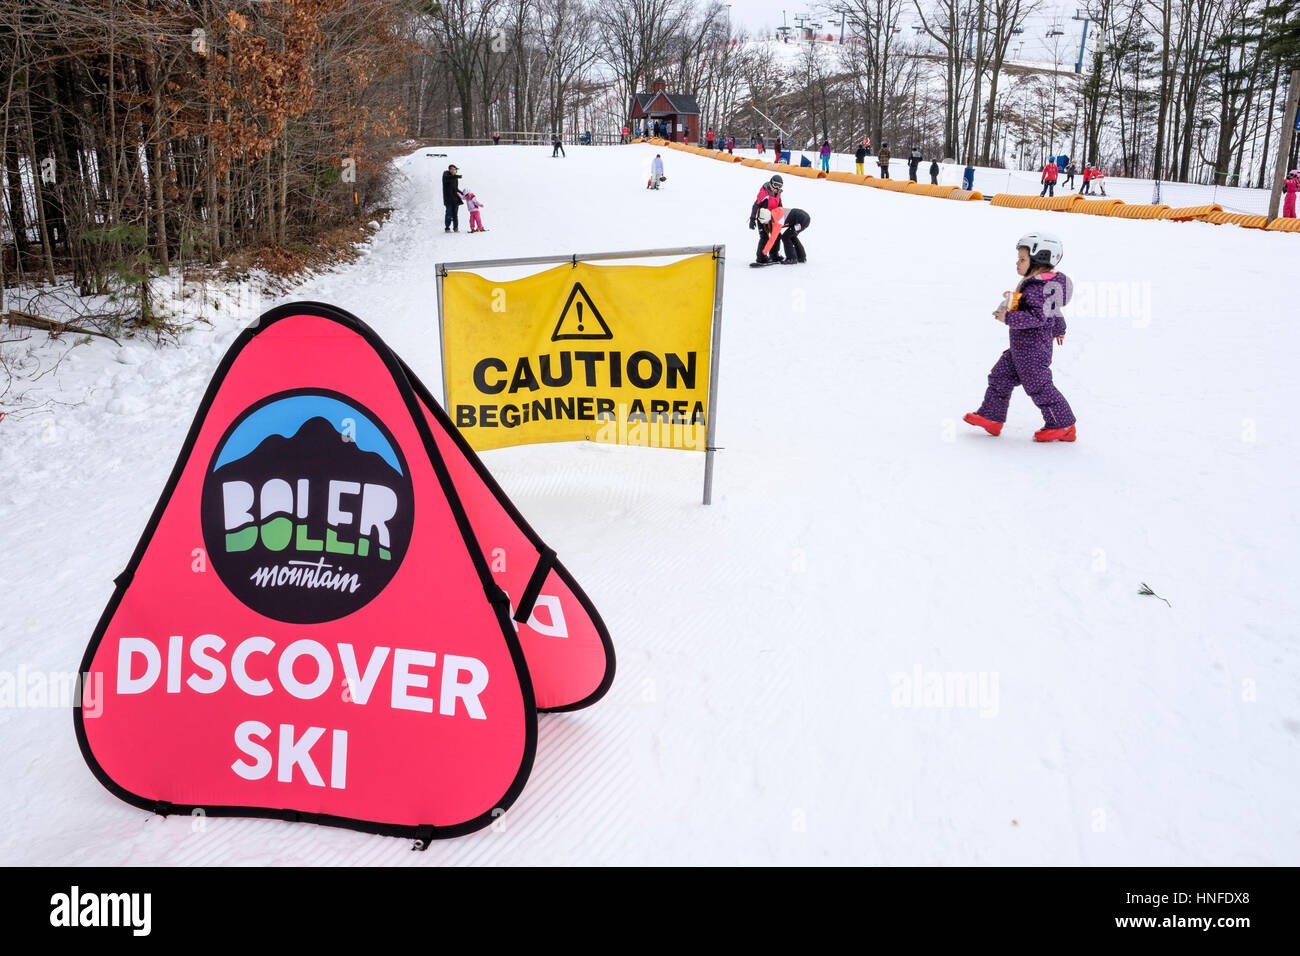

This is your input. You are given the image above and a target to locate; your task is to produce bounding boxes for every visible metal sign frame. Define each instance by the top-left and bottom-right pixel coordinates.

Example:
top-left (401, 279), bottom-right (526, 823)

top-left (435, 245), bottom-right (726, 505)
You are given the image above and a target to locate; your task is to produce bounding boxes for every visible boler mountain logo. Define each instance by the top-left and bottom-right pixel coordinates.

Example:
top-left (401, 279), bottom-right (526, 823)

top-left (199, 389), bottom-right (415, 623)
top-left (551, 282), bottom-right (612, 341)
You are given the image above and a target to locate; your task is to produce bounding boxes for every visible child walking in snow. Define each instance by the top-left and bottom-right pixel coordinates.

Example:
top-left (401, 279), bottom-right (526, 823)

top-left (964, 232), bottom-right (1077, 442)
top-left (1284, 169), bottom-right (1298, 219)
top-left (464, 190), bottom-right (486, 231)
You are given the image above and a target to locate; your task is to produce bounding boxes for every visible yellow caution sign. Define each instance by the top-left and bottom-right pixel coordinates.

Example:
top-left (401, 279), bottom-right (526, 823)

top-left (441, 253), bottom-right (718, 452)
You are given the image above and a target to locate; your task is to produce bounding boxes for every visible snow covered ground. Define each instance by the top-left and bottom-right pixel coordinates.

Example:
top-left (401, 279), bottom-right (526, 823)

top-left (2, 142), bottom-right (1298, 865)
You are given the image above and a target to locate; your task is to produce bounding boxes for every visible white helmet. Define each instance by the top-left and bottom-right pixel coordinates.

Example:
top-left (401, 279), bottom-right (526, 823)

top-left (758, 207), bottom-right (772, 224)
top-left (1016, 232), bottom-right (1064, 267)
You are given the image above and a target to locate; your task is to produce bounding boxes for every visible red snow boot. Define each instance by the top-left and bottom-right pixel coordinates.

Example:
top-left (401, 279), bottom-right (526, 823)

top-left (1034, 424), bottom-right (1077, 442)
top-left (963, 412), bottom-right (1003, 436)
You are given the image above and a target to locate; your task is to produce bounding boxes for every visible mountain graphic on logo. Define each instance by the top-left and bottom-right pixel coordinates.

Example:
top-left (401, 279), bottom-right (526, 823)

top-left (201, 406), bottom-right (415, 624)
top-left (216, 416), bottom-right (402, 488)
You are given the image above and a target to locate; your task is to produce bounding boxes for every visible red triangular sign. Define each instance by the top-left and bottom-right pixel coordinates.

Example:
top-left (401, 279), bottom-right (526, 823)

top-left (75, 302), bottom-right (613, 842)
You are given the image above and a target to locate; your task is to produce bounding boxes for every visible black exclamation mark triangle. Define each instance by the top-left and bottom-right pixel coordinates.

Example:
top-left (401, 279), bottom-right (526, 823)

top-left (552, 282), bottom-right (613, 341)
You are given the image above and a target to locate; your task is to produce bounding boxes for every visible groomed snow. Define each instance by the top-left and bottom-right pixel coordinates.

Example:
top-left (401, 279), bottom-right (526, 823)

top-left (2, 143), bottom-right (1297, 865)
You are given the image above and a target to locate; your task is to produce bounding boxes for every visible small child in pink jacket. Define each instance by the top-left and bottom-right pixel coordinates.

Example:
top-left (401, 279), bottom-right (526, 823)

top-left (463, 190), bottom-right (486, 232)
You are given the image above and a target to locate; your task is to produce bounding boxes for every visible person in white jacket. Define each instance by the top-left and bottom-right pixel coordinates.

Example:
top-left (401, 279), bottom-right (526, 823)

top-left (648, 154), bottom-right (665, 190)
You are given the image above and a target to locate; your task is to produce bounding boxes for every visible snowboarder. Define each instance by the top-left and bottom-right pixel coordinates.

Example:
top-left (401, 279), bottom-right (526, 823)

top-left (464, 190), bottom-right (486, 231)
top-left (1063, 160), bottom-right (1078, 188)
top-left (929, 158), bottom-right (940, 185)
top-left (442, 164), bottom-right (463, 232)
top-left (775, 135), bottom-right (784, 161)
top-left (727, 135), bottom-right (735, 154)
top-left (962, 163), bottom-right (975, 191)
top-left (964, 232), bottom-right (1077, 442)
top-left (647, 153), bottom-right (666, 190)
top-left (757, 132), bottom-right (765, 155)
top-left (908, 146), bottom-right (922, 182)
top-left (552, 134), bottom-right (565, 157)
top-left (878, 143), bottom-right (891, 179)
top-left (748, 174), bottom-right (784, 264)
top-left (855, 143), bottom-right (867, 175)
top-left (1283, 169), bottom-right (1298, 219)
top-left (820, 140), bottom-right (832, 173)
top-left (1040, 157), bottom-right (1059, 197)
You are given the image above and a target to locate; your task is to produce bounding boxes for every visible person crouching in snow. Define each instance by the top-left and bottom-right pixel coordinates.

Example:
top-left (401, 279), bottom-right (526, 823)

top-left (748, 174), bottom-right (784, 263)
top-left (767, 207), bottom-right (810, 263)
top-left (464, 190), bottom-right (486, 231)
top-left (964, 232), bottom-right (1077, 442)
top-left (647, 153), bottom-right (665, 189)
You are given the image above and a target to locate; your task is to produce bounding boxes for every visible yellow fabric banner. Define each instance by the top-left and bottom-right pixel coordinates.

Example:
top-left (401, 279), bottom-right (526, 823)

top-left (442, 254), bottom-right (716, 452)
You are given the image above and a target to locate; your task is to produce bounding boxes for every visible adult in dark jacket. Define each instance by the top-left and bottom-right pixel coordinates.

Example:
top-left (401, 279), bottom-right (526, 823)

top-left (908, 146), bottom-right (922, 181)
top-left (878, 144), bottom-right (891, 179)
top-left (929, 159), bottom-right (940, 184)
top-left (442, 165), bottom-right (463, 231)
top-left (777, 207), bottom-right (811, 263)
top-left (854, 144), bottom-right (867, 174)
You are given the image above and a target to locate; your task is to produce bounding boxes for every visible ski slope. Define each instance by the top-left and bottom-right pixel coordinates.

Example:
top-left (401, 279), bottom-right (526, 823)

top-left (2, 142), bottom-right (1298, 865)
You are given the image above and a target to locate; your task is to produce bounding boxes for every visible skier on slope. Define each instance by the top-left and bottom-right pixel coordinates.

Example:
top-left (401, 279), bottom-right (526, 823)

top-left (748, 174), bottom-right (784, 264)
top-left (464, 189), bottom-right (486, 232)
top-left (964, 233), bottom-right (1077, 442)
top-left (1040, 157), bottom-right (1059, 197)
top-left (647, 153), bottom-right (666, 190)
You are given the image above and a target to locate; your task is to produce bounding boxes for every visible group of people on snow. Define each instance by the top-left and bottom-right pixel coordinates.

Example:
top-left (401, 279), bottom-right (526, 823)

top-left (735, 170), bottom-right (1074, 442)
top-left (441, 164), bottom-right (487, 233)
top-left (1041, 157), bottom-right (1107, 196)
top-left (746, 174), bottom-right (811, 266)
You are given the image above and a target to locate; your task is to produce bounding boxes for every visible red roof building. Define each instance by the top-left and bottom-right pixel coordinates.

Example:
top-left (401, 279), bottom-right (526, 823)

top-left (630, 78), bottom-right (701, 144)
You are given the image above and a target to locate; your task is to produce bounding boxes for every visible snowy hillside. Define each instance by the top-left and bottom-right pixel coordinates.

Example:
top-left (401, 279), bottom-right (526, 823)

top-left (2, 142), bottom-right (1297, 865)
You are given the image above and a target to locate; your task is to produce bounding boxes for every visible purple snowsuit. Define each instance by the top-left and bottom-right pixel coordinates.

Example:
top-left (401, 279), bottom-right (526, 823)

top-left (977, 271), bottom-right (1076, 428)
